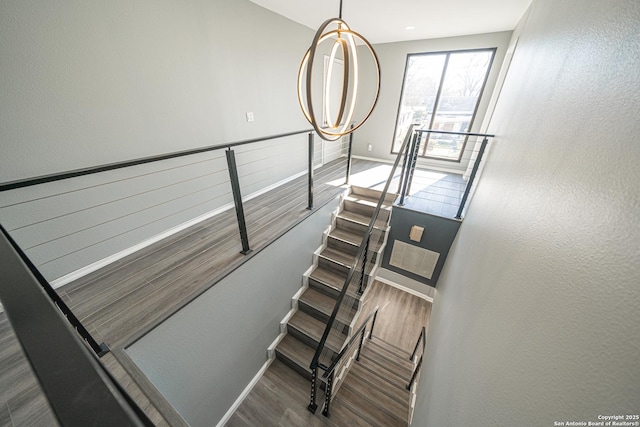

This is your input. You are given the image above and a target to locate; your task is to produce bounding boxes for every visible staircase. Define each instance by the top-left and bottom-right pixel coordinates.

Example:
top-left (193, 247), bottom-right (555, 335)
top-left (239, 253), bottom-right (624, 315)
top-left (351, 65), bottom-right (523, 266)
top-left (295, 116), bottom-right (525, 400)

top-left (331, 336), bottom-right (413, 426)
top-left (272, 185), bottom-right (394, 383)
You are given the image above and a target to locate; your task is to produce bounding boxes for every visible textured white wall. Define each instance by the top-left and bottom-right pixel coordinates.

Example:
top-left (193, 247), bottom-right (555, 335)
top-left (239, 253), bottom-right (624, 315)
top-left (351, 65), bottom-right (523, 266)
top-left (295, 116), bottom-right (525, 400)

top-left (413, 0), bottom-right (640, 425)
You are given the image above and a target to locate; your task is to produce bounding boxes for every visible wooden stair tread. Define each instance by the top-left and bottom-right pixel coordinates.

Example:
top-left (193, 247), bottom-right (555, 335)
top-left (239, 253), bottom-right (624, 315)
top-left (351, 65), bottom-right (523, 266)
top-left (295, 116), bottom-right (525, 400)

top-left (320, 246), bottom-right (357, 267)
top-left (369, 336), bottom-right (412, 360)
top-left (365, 340), bottom-right (414, 373)
top-left (341, 371), bottom-right (409, 421)
top-left (328, 228), bottom-right (383, 252)
top-left (359, 345), bottom-right (413, 378)
top-left (350, 186), bottom-right (398, 205)
top-left (344, 194), bottom-right (393, 210)
top-left (288, 310), bottom-right (345, 353)
top-left (338, 210), bottom-right (388, 229)
top-left (309, 266), bottom-right (359, 299)
top-left (356, 351), bottom-right (411, 390)
top-left (326, 399), bottom-right (373, 427)
top-left (335, 382), bottom-right (407, 427)
top-left (330, 227), bottom-right (366, 246)
top-left (318, 250), bottom-right (375, 279)
top-left (349, 360), bottom-right (409, 405)
top-left (299, 287), bottom-right (356, 326)
top-left (309, 267), bottom-right (360, 301)
top-left (275, 333), bottom-right (315, 374)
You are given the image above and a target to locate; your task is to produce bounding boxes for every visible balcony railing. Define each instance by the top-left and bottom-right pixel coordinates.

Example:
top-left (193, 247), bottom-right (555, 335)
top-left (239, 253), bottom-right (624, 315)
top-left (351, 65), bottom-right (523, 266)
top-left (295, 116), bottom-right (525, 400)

top-left (0, 128), bottom-right (355, 425)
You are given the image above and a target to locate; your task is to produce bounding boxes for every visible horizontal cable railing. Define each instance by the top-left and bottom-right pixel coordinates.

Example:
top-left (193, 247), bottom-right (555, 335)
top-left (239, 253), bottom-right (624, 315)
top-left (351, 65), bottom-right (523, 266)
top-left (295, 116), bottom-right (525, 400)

top-left (0, 129), bottom-right (313, 192)
top-left (0, 129), bottom-right (345, 281)
top-left (0, 126), bottom-right (349, 327)
top-left (308, 124), bottom-right (418, 415)
top-left (398, 129), bottom-right (495, 219)
top-left (0, 128), bottom-right (354, 424)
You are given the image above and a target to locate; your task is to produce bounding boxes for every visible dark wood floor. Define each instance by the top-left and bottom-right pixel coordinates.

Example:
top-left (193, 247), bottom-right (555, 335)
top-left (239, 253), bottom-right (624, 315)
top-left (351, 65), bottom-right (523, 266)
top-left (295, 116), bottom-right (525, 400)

top-left (0, 157), bottom-right (439, 426)
top-left (227, 280), bottom-right (431, 426)
top-left (400, 171), bottom-right (466, 218)
top-left (0, 158), bottom-right (386, 427)
top-left (347, 164), bottom-right (466, 219)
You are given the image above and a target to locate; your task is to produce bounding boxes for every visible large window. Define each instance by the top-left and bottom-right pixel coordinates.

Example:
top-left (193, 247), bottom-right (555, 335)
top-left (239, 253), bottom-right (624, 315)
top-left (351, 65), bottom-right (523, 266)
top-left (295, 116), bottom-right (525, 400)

top-left (392, 49), bottom-right (495, 161)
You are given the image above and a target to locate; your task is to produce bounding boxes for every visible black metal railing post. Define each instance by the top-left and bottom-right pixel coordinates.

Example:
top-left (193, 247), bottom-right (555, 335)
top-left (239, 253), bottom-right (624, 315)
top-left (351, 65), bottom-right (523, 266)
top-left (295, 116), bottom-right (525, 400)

top-left (308, 365), bottom-right (319, 413)
top-left (313, 307), bottom-right (379, 418)
top-left (410, 327), bottom-right (426, 360)
top-left (225, 149), bottom-right (251, 255)
top-left (399, 131), bottom-right (419, 206)
top-left (368, 309), bottom-right (378, 339)
top-left (406, 357), bottom-right (423, 390)
top-left (322, 370), bottom-right (335, 417)
top-left (357, 234), bottom-right (370, 295)
top-left (308, 132), bottom-right (314, 210)
top-left (405, 132), bottom-right (421, 199)
top-left (356, 327), bottom-right (366, 361)
top-left (397, 132), bottom-right (412, 195)
top-left (456, 137), bottom-right (489, 219)
top-left (345, 125), bottom-right (354, 185)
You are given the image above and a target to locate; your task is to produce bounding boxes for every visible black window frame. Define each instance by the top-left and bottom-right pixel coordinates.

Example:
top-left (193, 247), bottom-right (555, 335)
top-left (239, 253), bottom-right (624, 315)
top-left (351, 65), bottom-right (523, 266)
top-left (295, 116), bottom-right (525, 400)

top-left (391, 48), bottom-right (497, 162)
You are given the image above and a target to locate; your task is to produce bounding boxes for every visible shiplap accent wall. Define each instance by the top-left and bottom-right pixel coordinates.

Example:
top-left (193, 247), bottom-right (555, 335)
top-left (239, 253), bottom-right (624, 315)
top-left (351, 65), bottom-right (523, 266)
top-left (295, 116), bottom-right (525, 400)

top-left (0, 0), bottom-right (330, 283)
top-left (0, 133), bottom-right (326, 282)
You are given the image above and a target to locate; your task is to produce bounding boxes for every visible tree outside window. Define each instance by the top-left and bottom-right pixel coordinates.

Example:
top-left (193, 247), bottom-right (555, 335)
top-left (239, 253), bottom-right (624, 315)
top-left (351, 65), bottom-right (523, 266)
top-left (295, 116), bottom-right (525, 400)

top-left (392, 49), bottom-right (495, 161)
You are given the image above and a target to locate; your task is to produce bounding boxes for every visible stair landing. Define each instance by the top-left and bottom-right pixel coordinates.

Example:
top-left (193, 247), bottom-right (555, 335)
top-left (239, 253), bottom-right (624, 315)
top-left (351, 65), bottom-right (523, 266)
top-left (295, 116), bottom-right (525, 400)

top-left (328, 335), bottom-right (412, 426)
top-left (228, 280), bottom-right (432, 426)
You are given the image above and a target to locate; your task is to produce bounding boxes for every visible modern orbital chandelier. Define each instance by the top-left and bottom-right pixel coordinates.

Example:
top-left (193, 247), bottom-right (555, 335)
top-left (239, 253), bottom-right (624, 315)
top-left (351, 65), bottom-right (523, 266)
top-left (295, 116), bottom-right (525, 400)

top-left (297, 0), bottom-right (381, 141)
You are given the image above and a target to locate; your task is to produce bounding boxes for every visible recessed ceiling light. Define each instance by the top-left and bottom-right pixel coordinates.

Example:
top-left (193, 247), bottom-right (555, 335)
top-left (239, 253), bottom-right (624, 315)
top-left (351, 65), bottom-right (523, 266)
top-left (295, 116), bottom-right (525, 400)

top-left (405, 26), bottom-right (415, 30)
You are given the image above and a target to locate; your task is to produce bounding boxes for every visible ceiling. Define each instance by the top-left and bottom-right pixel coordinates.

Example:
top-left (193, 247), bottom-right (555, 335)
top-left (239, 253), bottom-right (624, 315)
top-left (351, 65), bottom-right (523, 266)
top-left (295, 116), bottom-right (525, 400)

top-left (249, 0), bottom-right (532, 44)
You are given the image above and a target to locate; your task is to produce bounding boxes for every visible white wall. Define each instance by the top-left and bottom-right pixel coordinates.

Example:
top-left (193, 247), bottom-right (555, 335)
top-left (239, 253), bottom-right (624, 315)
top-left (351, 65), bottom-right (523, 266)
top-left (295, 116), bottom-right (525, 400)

top-left (0, 0), bottom-right (311, 182)
top-left (354, 31), bottom-right (512, 173)
top-left (0, 0), bottom-right (314, 281)
top-left (127, 197), bottom-right (340, 427)
top-left (413, 1), bottom-right (640, 425)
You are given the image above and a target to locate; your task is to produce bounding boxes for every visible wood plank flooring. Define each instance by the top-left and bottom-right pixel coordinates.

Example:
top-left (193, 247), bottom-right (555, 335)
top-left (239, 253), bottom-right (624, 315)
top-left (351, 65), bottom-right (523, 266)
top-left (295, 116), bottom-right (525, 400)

top-left (227, 280), bottom-right (431, 426)
top-left (0, 157), bottom-right (439, 426)
top-left (0, 158), bottom-right (384, 427)
top-left (347, 164), bottom-right (466, 219)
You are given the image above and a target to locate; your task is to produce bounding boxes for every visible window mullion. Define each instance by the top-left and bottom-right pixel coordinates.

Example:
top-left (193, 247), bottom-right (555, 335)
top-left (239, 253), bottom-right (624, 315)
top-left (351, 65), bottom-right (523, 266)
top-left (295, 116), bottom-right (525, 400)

top-left (422, 54), bottom-right (450, 156)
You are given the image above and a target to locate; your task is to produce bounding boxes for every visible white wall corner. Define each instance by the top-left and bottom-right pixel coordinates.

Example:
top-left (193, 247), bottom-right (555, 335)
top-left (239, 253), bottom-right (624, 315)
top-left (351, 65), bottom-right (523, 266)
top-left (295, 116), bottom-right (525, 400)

top-left (376, 269), bottom-right (435, 302)
top-left (215, 357), bottom-right (274, 427)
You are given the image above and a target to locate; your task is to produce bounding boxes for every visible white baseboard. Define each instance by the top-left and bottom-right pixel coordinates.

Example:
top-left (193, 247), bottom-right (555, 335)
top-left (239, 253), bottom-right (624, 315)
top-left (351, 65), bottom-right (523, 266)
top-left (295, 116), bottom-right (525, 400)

top-left (49, 170), bottom-right (307, 290)
top-left (49, 202), bottom-right (234, 290)
top-left (216, 357), bottom-right (274, 427)
top-left (352, 154), bottom-right (395, 164)
top-left (375, 276), bottom-right (434, 303)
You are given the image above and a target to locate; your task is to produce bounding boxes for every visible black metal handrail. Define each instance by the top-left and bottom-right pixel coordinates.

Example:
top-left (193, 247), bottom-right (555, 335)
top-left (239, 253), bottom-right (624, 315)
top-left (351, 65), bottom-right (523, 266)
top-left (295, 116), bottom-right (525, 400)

top-left (407, 326), bottom-right (427, 391)
top-left (322, 306), bottom-right (379, 378)
top-left (397, 128), bottom-right (495, 219)
top-left (309, 124), bottom-right (417, 370)
top-left (313, 306), bottom-right (379, 417)
top-left (0, 128), bottom-right (325, 353)
top-left (415, 128), bottom-right (495, 138)
top-left (308, 124), bottom-right (417, 416)
top-left (409, 326), bottom-right (426, 361)
top-left (0, 129), bottom-right (314, 192)
top-left (0, 225), bottom-right (152, 426)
